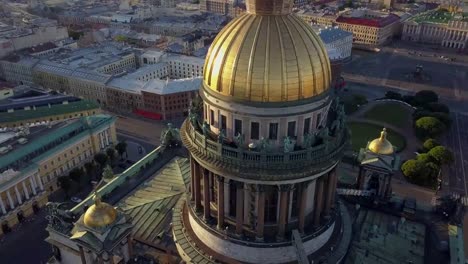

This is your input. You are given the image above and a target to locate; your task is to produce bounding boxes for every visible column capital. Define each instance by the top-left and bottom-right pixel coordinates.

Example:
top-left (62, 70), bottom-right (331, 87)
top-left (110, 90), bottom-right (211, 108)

top-left (234, 181), bottom-right (244, 189)
top-left (215, 175), bottom-right (224, 183)
top-left (255, 184), bottom-right (265, 193)
top-left (278, 184), bottom-right (293, 192)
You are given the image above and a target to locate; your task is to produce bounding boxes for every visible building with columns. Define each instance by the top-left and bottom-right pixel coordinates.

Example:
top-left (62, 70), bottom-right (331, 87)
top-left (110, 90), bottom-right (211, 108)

top-left (402, 9), bottom-right (468, 50)
top-left (176, 0), bottom-right (350, 262)
top-left (0, 115), bottom-right (117, 236)
top-left (357, 128), bottom-right (400, 199)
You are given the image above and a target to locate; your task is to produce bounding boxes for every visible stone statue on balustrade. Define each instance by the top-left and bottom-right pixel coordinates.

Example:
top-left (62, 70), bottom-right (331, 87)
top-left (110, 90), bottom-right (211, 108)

top-left (189, 111), bottom-right (198, 127)
top-left (218, 129), bottom-right (226, 144)
top-left (189, 95), bottom-right (203, 115)
top-left (258, 137), bottom-right (271, 152)
top-left (303, 133), bottom-right (317, 148)
top-left (283, 136), bottom-right (295, 153)
top-left (45, 202), bottom-right (74, 234)
top-left (234, 132), bottom-right (244, 147)
top-left (331, 119), bottom-right (341, 136)
top-left (202, 121), bottom-right (210, 136)
top-left (333, 97), bottom-right (341, 112)
top-left (161, 123), bottom-right (181, 148)
top-left (318, 126), bottom-right (331, 150)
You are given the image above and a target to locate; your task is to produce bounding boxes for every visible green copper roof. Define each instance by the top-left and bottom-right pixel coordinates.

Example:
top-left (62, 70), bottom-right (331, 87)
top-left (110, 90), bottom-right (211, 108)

top-left (0, 100), bottom-right (100, 123)
top-left (118, 157), bottom-right (190, 245)
top-left (0, 115), bottom-right (116, 170)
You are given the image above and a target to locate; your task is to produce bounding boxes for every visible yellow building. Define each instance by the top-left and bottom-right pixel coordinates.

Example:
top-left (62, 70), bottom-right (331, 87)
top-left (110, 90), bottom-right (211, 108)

top-left (0, 114), bottom-right (117, 236)
top-left (336, 10), bottom-right (401, 48)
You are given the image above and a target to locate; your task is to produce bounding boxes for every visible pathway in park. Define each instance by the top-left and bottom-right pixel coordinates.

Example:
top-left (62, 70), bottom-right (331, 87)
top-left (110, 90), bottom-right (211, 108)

top-left (347, 100), bottom-right (420, 162)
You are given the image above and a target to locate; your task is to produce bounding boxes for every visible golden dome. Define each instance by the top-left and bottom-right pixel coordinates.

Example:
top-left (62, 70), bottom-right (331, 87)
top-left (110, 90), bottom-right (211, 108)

top-left (203, 0), bottom-right (331, 103)
top-left (83, 194), bottom-right (117, 228)
top-left (368, 128), bottom-right (394, 155)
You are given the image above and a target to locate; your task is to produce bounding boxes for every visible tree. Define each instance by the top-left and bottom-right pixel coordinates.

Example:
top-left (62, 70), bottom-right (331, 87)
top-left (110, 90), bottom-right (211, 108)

top-left (94, 152), bottom-right (109, 168)
top-left (416, 153), bottom-right (432, 163)
top-left (115, 141), bottom-right (128, 160)
top-left (426, 102), bottom-right (450, 114)
top-left (68, 168), bottom-right (84, 183)
top-left (428, 146), bottom-right (454, 165)
top-left (414, 90), bottom-right (438, 106)
top-left (402, 95), bottom-right (416, 106)
top-left (106, 148), bottom-right (116, 165)
top-left (385, 91), bottom-right (402, 100)
top-left (57, 176), bottom-right (72, 198)
top-left (413, 111), bottom-right (452, 127)
top-left (402, 159), bottom-right (439, 188)
top-left (415, 116), bottom-right (446, 139)
top-left (423, 138), bottom-right (440, 152)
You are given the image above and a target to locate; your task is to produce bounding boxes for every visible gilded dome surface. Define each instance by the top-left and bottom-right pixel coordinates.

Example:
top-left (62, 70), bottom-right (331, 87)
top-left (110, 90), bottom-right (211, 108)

top-left (368, 128), bottom-right (394, 155)
top-left (203, 9), bottom-right (331, 103)
top-left (83, 195), bottom-right (117, 228)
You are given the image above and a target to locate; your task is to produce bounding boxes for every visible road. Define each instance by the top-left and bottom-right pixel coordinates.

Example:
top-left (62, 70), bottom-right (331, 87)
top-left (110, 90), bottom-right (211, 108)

top-left (0, 210), bottom-right (50, 264)
top-left (442, 113), bottom-right (468, 196)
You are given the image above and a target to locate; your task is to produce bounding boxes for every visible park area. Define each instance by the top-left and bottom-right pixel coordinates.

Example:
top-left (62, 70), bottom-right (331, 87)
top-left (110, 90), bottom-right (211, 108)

top-left (362, 103), bottom-right (412, 128)
top-left (348, 122), bottom-right (406, 152)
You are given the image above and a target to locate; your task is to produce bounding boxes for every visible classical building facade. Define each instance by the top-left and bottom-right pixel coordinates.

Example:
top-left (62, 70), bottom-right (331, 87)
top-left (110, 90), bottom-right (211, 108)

top-left (176, 0), bottom-right (350, 262)
top-left (402, 10), bottom-right (468, 49)
top-left (0, 115), bottom-right (116, 236)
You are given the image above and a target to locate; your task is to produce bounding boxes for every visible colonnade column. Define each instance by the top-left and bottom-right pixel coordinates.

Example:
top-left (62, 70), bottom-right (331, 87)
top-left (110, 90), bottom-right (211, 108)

top-left (216, 175), bottom-right (224, 229)
top-left (36, 174), bottom-right (44, 191)
top-left (30, 178), bottom-right (37, 195)
top-left (203, 170), bottom-right (210, 221)
top-left (357, 167), bottom-right (365, 189)
top-left (235, 182), bottom-right (244, 236)
top-left (277, 185), bottom-right (290, 240)
top-left (324, 169), bottom-right (336, 216)
top-left (298, 182), bottom-right (309, 234)
top-left (22, 182), bottom-right (30, 200)
top-left (255, 185), bottom-right (265, 241)
top-left (0, 197), bottom-right (6, 214)
top-left (190, 157), bottom-right (195, 201)
top-left (15, 186), bottom-right (22, 205)
top-left (194, 162), bottom-right (201, 212)
top-left (330, 169), bottom-right (338, 209)
top-left (7, 191), bottom-right (14, 210)
top-left (78, 246), bottom-right (87, 264)
top-left (313, 178), bottom-right (324, 227)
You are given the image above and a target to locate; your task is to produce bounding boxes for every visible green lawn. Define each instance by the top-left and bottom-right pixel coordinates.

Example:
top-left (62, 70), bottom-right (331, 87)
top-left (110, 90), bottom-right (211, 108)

top-left (348, 122), bottom-right (406, 152)
top-left (363, 103), bottom-right (412, 127)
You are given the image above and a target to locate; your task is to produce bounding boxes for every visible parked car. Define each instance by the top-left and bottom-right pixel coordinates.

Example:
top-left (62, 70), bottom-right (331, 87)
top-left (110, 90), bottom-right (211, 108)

top-left (71, 197), bottom-right (82, 203)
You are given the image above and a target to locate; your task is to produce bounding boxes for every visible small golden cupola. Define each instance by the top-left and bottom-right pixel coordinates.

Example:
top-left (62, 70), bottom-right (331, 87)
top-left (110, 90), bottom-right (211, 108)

top-left (368, 128), bottom-right (394, 155)
top-left (83, 194), bottom-right (117, 229)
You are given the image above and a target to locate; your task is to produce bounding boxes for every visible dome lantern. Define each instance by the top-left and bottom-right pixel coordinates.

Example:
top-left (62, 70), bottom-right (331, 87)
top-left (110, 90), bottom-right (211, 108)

top-left (246, 0), bottom-right (294, 15)
top-left (83, 193), bottom-right (117, 229)
top-left (368, 128), bottom-right (394, 155)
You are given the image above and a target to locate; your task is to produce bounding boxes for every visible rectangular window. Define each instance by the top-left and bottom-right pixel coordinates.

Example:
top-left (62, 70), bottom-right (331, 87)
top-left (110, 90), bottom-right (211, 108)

top-left (221, 115), bottom-right (227, 131)
top-left (269, 123), bottom-right (278, 140)
top-left (287, 121), bottom-right (296, 138)
top-left (210, 110), bottom-right (215, 125)
top-left (251, 122), bottom-right (259, 140)
top-left (303, 117), bottom-right (311, 135)
top-left (234, 119), bottom-right (242, 136)
top-left (316, 113), bottom-right (322, 128)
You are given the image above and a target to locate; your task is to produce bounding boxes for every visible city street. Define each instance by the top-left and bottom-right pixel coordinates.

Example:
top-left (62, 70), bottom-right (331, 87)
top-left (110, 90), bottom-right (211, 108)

top-left (443, 113), bottom-right (468, 196)
top-left (0, 210), bottom-right (51, 264)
